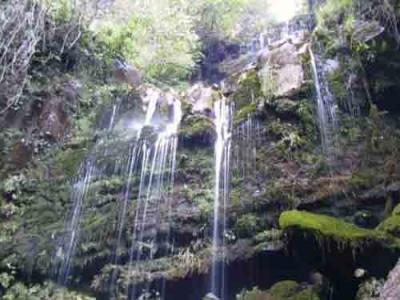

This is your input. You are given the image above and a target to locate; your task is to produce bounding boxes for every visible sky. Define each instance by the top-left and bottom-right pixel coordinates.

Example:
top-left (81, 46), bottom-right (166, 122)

top-left (268, 0), bottom-right (302, 22)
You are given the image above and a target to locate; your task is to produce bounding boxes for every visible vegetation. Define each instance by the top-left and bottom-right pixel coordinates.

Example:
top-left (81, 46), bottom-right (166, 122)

top-left (1, 0), bottom-right (400, 299)
top-left (236, 281), bottom-right (320, 300)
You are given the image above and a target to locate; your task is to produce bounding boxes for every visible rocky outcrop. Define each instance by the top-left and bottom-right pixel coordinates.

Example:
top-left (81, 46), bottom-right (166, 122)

top-left (257, 35), bottom-right (309, 99)
top-left (279, 210), bottom-right (400, 299)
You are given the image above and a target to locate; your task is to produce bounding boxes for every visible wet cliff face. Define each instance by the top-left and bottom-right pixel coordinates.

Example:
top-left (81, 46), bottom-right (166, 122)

top-left (1, 1), bottom-right (400, 300)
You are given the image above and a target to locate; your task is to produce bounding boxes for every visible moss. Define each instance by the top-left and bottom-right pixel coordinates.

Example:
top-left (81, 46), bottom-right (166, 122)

top-left (237, 281), bottom-right (320, 300)
top-left (394, 204), bottom-right (400, 216)
top-left (349, 169), bottom-right (379, 190)
top-left (377, 204), bottom-right (400, 238)
top-left (234, 214), bottom-right (260, 237)
top-left (296, 99), bottom-right (317, 138)
top-left (234, 103), bottom-right (258, 125)
top-left (279, 210), bottom-right (400, 248)
top-left (327, 68), bottom-right (348, 107)
top-left (52, 148), bottom-right (87, 177)
top-left (180, 115), bottom-right (214, 144)
top-left (232, 69), bottom-right (263, 110)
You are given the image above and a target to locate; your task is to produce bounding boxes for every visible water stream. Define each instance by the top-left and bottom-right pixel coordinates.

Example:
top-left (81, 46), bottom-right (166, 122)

top-left (210, 98), bottom-right (234, 299)
top-left (126, 94), bottom-right (182, 300)
top-left (309, 46), bottom-right (338, 159)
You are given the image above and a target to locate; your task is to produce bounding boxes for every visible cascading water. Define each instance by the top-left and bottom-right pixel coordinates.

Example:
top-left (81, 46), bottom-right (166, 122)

top-left (54, 102), bottom-right (121, 285)
top-left (233, 114), bottom-right (261, 179)
top-left (210, 98), bottom-right (233, 300)
top-left (55, 86), bottom-right (182, 300)
top-left (55, 159), bottom-right (95, 285)
top-left (125, 93), bottom-right (182, 300)
top-left (309, 46), bottom-right (338, 158)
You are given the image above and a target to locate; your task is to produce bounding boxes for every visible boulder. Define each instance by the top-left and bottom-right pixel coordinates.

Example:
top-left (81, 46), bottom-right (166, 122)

top-left (257, 40), bottom-right (306, 99)
top-left (186, 83), bottom-right (221, 116)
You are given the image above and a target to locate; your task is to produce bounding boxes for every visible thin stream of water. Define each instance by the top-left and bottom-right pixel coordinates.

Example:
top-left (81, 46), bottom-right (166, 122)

top-left (210, 99), bottom-right (233, 299)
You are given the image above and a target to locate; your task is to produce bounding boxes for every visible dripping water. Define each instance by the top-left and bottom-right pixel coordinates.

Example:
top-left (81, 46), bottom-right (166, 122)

top-left (210, 99), bottom-right (233, 300)
top-left (125, 94), bottom-right (182, 300)
top-left (54, 101), bottom-right (122, 286)
top-left (233, 114), bottom-right (261, 180)
top-left (309, 46), bottom-right (338, 159)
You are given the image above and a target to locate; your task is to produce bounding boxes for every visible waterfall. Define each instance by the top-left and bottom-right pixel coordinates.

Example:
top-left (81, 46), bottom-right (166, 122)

top-left (55, 160), bottom-right (95, 284)
top-left (55, 86), bottom-right (182, 300)
top-left (309, 46), bottom-right (338, 158)
top-left (233, 114), bottom-right (261, 179)
top-left (126, 95), bottom-right (182, 300)
top-left (144, 89), bottom-right (159, 126)
top-left (210, 98), bottom-right (233, 300)
top-left (54, 102), bottom-right (121, 285)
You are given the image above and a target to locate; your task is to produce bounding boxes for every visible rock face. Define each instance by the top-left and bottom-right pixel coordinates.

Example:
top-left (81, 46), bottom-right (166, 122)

top-left (279, 210), bottom-right (400, 298)
top-left (257, 38), bottom-right (308, 99)
top-left (39, 99), bottom-right (69, 141)
top-left (379, 259), bottom-right (400, 300)
top-left (187, 83), bottom-right (215, 114)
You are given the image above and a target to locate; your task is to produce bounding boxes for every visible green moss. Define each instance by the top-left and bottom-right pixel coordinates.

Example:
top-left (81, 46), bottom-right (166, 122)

top-left (279, 210), bottom-right (400, 247)
top-left (52, 148), bottom-right (87, 177)
top-left (180, 115), bottom-right (213, 140)
top-left (296, 100), bottom-right (317, 138)
top-left (377, 215), bottom-right (400, 238)
top-left (237, 281), bottom-right (320, 300)
top-left (349, 169), bottom-right (379, 189)
top-left (327, 68), bottom-right (348, 107)
top-left (234, 214), bottom-right (260, 237)
top-left (234, 103), bottom-right (257, 125)
top-left (232, 69), bottom-right (263, 110)
top-left (394, 204), bottom-right (400, 216)
top-left (377, 204), bottom-right (400, 238)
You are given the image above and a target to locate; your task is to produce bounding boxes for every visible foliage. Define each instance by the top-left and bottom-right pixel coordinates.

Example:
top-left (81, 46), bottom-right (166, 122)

top-left (0, 0), bottom-right (95, 114)
top-left (96, 0), bottom-right (201, 84)
top-left (377, 203), bottom-right (400, 238)
top-left (2, 281), bottom-right (95, 300)
top-left (190, 0), bottom-right (249, 38)
top-left (316, 0), bottom-right (399, 49)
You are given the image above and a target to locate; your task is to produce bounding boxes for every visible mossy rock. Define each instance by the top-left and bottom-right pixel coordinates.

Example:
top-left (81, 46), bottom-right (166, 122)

top-left (272, 98), bottom-right (299, 116)
top-left (237, 281), bottom-right (320, 300)
top-left (179, 114), bottom-right (214, 146)
top-left (377, 204), bottom-right (400, 238)
top-left (268, 281), bottom-right (320, 300)
top-left (279, 210), bottom-right (399, 248)
top-left (279, 210), bottom-right (400, 297)
top-left (234, 103), bottom-right (258, 125)
top-left (232, 69), bottom-right (263, 110)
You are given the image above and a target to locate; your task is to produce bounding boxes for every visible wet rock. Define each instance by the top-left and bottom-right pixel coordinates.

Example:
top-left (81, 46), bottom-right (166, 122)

top-left (279, 210), bottom-right (400, 298)
top-left (204, 292), bottom-right (219, 300)
top-left (237, 280), bottom-right (321, 300)
top-left (352, 20), bottom-right (385, 43)
top-left (378, 259), bottom-right (400, 300)
top-left (257, 40), bottom-right (306, 99)
top-left (377, 203), bottom-right (400, 238)
top-left (179, 114), bottom-right (215, 147)
top-left (113, 58), bottom-right (142, 88)
top-left (39, 100), bottom-right (70, 141)
top-left (356, 278), bottom-right (383, 300)
top-left (354, 211), bottom-right (379, 229)
top-left (63, 79), bottom-right (82, 104)
top-left (354, 268), bottom-right (368, 279)
top-left (11, 141), bottom-right (32, 169)
top-left (186, 83), bottom-right (220, 115)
